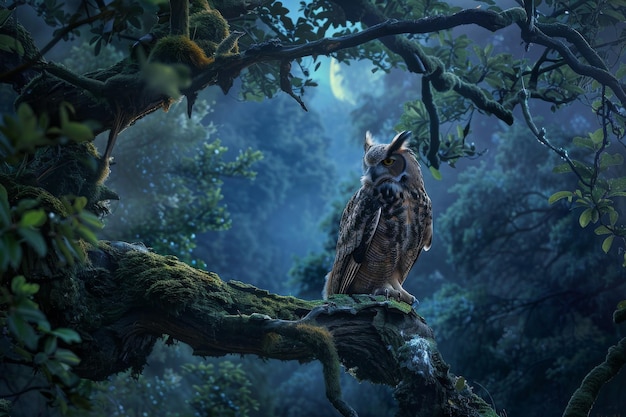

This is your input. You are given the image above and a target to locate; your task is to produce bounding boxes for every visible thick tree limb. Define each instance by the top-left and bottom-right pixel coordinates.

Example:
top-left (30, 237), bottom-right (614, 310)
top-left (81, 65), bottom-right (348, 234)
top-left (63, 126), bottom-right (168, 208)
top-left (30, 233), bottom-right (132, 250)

top-left (34, 241), bottom-right (497, 417)
top-left (562, 337), bottom-right (626, 417)
top-left (4, 7), bottom-right (529, 142)
top-left (4, 3), bottom-right (622, 167)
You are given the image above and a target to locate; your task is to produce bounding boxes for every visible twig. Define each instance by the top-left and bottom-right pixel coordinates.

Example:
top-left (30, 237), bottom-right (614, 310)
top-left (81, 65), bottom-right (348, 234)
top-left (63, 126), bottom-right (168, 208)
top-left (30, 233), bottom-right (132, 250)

top-left (518, 88), bottom-right (591, 188)
top-left (0, 9), bottom-right (116, 82)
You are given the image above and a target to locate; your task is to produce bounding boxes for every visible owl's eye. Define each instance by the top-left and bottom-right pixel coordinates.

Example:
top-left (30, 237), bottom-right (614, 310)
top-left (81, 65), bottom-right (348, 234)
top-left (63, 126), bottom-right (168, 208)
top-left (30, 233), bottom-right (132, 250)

top-left (382, 157), bottom-right (395, 166)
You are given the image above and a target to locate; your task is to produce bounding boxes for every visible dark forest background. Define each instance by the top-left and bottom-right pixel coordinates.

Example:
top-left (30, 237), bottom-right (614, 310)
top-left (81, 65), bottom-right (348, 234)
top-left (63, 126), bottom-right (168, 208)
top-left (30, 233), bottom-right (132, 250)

top-left (1, 0), bottom-right (625, 416)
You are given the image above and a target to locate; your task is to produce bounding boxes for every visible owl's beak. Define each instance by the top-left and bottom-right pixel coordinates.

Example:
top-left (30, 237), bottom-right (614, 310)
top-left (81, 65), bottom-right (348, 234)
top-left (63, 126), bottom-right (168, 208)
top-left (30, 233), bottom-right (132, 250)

top-left (365, 165), bottom-right (385, 184)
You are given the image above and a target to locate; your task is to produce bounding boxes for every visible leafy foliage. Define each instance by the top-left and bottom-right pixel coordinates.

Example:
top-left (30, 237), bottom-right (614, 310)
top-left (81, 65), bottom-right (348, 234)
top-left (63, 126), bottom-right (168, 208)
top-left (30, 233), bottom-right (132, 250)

top-left (99, 99), bottom-right (262, 265)
top-left (0, 276), bottom-right (86, 414)
top-left (194, 93), bottom-right (335, 292)
top-left (182, 361), bottom-right (259, 417)
top-left (0, 100), bottom-right (102, 415)
top-left (548, 123), bottom-right (626, 265)
top-left (423, 124), bottom-right (626, 416)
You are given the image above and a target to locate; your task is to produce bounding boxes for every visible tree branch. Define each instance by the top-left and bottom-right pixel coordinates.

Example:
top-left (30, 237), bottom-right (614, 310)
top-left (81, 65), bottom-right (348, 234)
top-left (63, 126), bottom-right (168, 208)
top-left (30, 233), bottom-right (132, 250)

top-left (562, 336), bottom-right (626, 417)
top-left (34, 241), bottom-right (498, 417)
top-left (520, 22), bottom-right (626, 108)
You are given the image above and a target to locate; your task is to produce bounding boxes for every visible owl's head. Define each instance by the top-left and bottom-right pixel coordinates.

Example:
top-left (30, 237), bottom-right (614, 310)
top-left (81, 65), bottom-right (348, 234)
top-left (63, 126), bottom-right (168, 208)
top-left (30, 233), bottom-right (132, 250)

top-left (361, 131), bottom-right (420, 186)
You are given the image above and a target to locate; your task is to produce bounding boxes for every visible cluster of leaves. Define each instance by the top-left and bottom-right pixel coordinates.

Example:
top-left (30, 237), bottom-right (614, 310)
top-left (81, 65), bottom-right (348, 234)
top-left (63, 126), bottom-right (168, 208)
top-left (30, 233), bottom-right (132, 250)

top-left (99, 98), bottom-right (262, 266)
top-left (59, 41), bottom-right (263, 267)
top-left (0, 102), bottom-right (103, 272)
top-left (0, 276), bottom-right (86, 414)
top-left (1, 101), bottom-right (104, 413)
top-left (87, 366), bottom-right (185, 417)
top-left (1, 102), bottom-right (95, 164)
top-left (181, 361), bottom-right (259, 417)
top-left (86, 343), bottom-right (261, 417)
top-left (548, 109), bottom-right (626, 265)
top-left (0, 185), bottom-right (102, 272)
top-left (424, 124), bottom-right (626, 416)
top-left (234, 2), bottom-right (322, 103)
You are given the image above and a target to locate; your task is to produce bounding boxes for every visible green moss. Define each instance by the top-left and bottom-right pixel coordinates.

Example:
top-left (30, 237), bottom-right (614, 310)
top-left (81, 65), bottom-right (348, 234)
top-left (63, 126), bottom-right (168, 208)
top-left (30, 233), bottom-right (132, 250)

top-left (227, 280), bottom-right (314, 320)
top-left (261, 331), bottom-right (282, 352)
top-left (115, 250), bottom-right (229, 316)
top-left (190, 10), bottom-right (229, 43)
top-left (194, 39), bottom-right (219, 57)
top-left (26, 142), bottom-right (116, 214)
top-left (191, 0), bottom-right (212, 14)
top-left (148, 35), bottom-right (213, 69)
top-left (0, 399), bottom-right (10, 417)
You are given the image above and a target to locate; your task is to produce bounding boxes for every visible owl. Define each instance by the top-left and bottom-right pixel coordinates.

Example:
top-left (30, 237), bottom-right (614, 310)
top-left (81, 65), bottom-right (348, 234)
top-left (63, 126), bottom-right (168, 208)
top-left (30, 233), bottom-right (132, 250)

top-left (323, 131), bottom-right (432, 304)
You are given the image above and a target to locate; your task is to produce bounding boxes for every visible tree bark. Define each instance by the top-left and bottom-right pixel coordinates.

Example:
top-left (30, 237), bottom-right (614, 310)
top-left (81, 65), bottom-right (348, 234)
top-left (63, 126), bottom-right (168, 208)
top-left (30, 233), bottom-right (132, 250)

top-left (37, 241), bottom-right (497, 417)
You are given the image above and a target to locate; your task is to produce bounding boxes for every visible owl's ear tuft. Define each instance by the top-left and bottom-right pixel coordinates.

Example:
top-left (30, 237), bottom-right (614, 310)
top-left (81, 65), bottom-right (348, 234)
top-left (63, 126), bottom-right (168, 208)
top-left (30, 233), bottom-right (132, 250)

top-left (364, 131), bottom-right (375, 152)
top-left (388, 131), bottom-right (412, 155)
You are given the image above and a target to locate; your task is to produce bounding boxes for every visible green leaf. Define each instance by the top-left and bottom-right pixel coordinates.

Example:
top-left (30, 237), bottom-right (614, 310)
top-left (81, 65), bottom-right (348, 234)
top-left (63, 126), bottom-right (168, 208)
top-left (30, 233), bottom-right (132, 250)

top-left (552, 163), bottom-right (571, 174)
top-left (72, 196), bottom-right (88, 212)
top-left (18, 227), bottom-right (47, 257)
top-left (579, 208), bottom-right (593, 228)
top-left (34, 352), bottom-right (48, 365)
top-left (0, 8), bottom-right (12, 27)
top-left (51, 328), bottom-right (81, 344)
top-left (11, 275), bottom-right (28, 294)
top-left (572, 136), bottom-right (595, 150)
top-left (43, 335), bottom-right (58, 355)
top-left (19, 209), bottom-right (47, 228)
top-left (589, 128), bottom-right (604, 143)
top-left (0, 34), bottom-right (24, 55)
top-left (594, 225), bottom-right (611, 235)
top-left (0, 184), bottom-right (10, 225)
top-left (602, 235), bottom-right (614, 254)
top-left (78, 211), bottom-right (103, 229)
top-left (5, 234), bottom-right (23, 268)
top-left (54, 348), bottom-right (81, 366)
top-left (53, 235), bottom-right (75, 266)
top-left (7, 314), bottom-right (39, 350)
top-left (14, 305), bottom-right (46, 323)
top-left (429, 166), bottom-right (442, 180)
top-left (76, 224), bottom-right (98, 245)
top-left (68, 238), bottom-right (86, 262)
top-left (61, 121), bottom-right (94, 142)
top-left (548, 191), bottom-right (572, 204)
top-left (599, 152), bottom-right (623, 170)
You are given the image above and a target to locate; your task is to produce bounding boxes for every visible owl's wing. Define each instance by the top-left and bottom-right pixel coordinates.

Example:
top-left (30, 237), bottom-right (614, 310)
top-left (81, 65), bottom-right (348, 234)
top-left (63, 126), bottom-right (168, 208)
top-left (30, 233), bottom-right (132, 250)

top-left (330, 188), bottom-right (381, 295)
top-left (398, 194), bottom-right (433, 284)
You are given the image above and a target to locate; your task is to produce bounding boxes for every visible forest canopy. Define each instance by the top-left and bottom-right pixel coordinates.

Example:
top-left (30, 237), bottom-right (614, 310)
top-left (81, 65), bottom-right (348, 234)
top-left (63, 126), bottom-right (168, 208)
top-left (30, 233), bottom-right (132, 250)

top-left (1, 0), bottom-right (625, 416)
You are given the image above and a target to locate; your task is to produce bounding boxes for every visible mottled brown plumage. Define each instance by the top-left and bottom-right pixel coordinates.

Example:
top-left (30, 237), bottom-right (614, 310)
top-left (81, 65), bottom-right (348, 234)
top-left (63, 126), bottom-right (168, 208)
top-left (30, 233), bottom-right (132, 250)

top-left (323, 131), bottom-right (432, 304)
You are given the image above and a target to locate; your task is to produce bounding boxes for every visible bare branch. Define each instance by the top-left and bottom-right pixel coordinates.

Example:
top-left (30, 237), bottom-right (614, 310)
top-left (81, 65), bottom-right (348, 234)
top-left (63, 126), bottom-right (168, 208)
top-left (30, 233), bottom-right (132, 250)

top-left (521, 23), bottom-right (626, 107)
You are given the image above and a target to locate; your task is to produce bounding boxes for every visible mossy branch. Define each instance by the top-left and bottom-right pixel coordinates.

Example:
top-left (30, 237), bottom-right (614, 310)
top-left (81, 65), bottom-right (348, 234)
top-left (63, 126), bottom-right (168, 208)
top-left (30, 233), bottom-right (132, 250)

top-left (26, 240), bottom-right (499, 417)
top-left (562, 336), bottom-right (626, 417)
top-left (421, 77), bottom-right (440, 169)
